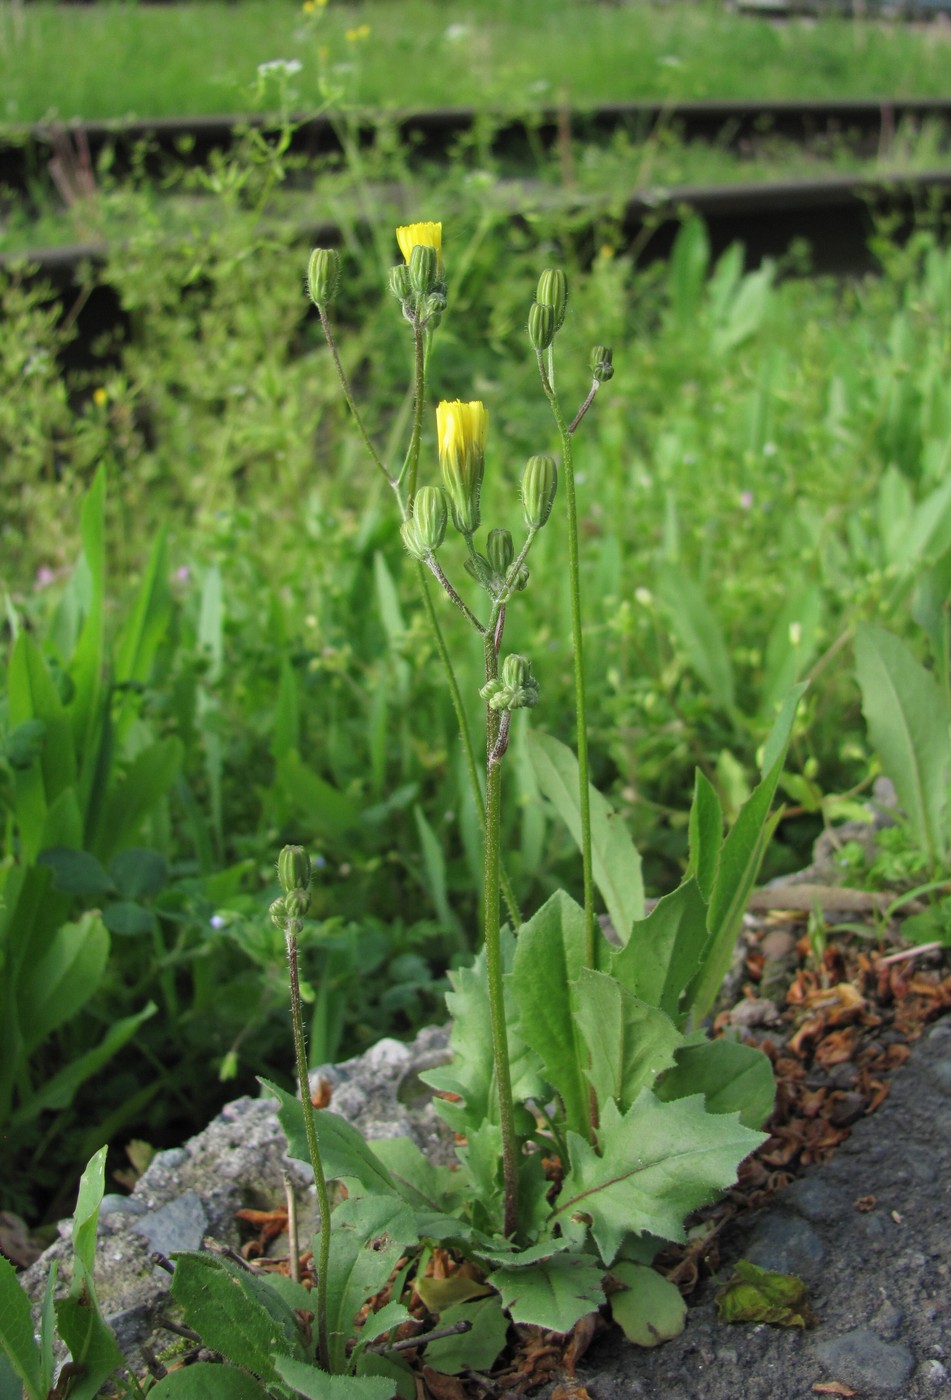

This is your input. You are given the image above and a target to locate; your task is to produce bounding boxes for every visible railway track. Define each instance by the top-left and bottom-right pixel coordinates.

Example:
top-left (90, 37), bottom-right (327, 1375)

top-left (4, 99), bottom-right (950, 360)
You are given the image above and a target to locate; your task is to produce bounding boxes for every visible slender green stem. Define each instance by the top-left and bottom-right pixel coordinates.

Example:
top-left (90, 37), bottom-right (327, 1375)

top-left (426, 556), bottom-right (488, 633)
top-left (537, 352), bottom-right (596, 969)
top-left (318, 306), bottom-right (394, 490)
top-left (286, 925), bottom-right (331, 1372)
top-left (483, 634), bottom-right (519, 1238)
top-left (401, 323), bottom-right (427, 502)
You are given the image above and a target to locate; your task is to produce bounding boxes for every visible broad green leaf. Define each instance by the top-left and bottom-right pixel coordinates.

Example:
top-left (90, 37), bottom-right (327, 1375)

top-left (102, 901), bottom-right (156, 937)
top-left (275, 1356), bottom-right (396, 1400)
top-left (19, 912), bottom-right (109, 1055)
top-left (7, 631), bottom-right (78, 860)
top-left (0, 1254), bottom-right (43, 1400)
top-left (146, 1362), bottom-right (271, 1398)
top-left (261, 1078), bottom-right (398, 1199)
top-left (487, 1253), bottom-right (605, 1333)
top-left (70, 1145), bottom-right (108, 1284)
top-left (171, 1253), bottom-right (303, 1384)
top-left (112, 528), bottom-right (171, 745)
top-left (109, 847), bottom-right (168, 899)
top-left (38, 1262), bottom-right (58, 1396)
top-left (855, 623), bottom-right (950, 868)
top-left (525, 731), bottom-right (644, 941)
top-left (54, 1292), bottom-right (123, 1400)
top-left (655, 1037), bottom-right (775, 1130)
top-left (352, 1300), bottom-right (413, 1353)
top-left (656, 562), bottom-right (736, 714)
top-left (688, 683), bottom-right (805, 1023)
top-left (687, 770), bottom-right (722, 904)
top-left (610, 879), bottom-right (710, 1023)
top-left (35, 847), bottom-right (113, 897)
top-left (573, 969), bottom-right (683, 1118)
top-left (319, 1195), bottom-right (418, 1372)
top-left (552, 1093), bottom-right (765, 1266)
top-left (275, 750), bottom-right (361, 837)
top-left (413, 803), bottom-right (462, 939)
top-left (609, 1261), bottom-right (686, 1347)
top-left (0, 1350), bottom-right (28, 1400)
top-left (369, 1136), bottom-right (464, 1217)
top-left (9, 1002), bottom-right (157, 1128)
top-left (420, 930), bottom-right (543, 1137)
top-left (91, 737), bottom-right (184, 863)
top-left (422, 1296), bottom-right (509, 1375)
top-left (510, 891), bottom-right (589, 1139)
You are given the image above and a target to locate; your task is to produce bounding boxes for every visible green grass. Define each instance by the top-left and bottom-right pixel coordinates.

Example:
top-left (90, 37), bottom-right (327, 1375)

top-left (1, 0), bottom-right (951, 125)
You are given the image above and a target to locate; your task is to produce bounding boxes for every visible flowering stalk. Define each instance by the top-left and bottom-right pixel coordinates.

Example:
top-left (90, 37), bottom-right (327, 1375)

top-left (271, 849), bottom-right (331, 1372)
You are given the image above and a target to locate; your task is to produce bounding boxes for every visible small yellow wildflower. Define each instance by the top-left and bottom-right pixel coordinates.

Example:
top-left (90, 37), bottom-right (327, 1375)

top-left (396, 221), bottom-right (442, 271)
top-left (437, 399), bottom-right (488, 536)
top-left (92, 387), bottom-right (108, 408)
top-left (345, 22), bottom-right (371, 42)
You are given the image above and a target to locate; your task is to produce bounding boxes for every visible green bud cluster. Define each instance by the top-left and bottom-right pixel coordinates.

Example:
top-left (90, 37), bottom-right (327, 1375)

top-left (307, 248), bottom-right (340, 308)
top-left (528, 268), bottom-right (568, 350)
top-left (401, 486), bottom-right (448, 560)
top-left (272, 844), bottom-right (312, 925)
top-left (480, 654), bottom-right (540, 713)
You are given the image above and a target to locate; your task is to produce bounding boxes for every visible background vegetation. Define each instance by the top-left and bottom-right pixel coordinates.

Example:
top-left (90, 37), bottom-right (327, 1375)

top-left (2, 0), bottom-right (950, 1228)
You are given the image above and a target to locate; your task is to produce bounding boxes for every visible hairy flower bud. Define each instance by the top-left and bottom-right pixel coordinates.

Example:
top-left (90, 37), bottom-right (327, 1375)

top-left (536, 268), bottom-right (568, 332)
top-left (437, 399), bottom-right (488, 536)
top-left (401, 485), bottom-right (448, 560)
top-left (521, 454), bottom-right (558, 530)
top-left (278, 845), bottom-right (312, 895)
top-left (486, 528), bottom-right (514, 577)
top-left (480, 653), bottom-right (540, 712)
top-left (307, 248), bottom-right (340, 307)
top-left (389, 264), bottom-right (412, 302)
top-left (590, 344), bottom-right (614, 383)
top-left (527, 300), bottom-right (555, 352)
top-left (408, 243), bottom-right (439, 297)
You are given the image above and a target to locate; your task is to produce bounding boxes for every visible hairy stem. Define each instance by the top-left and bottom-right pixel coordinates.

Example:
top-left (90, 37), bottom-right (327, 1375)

top-left (286, 926), bottom-right (331, 1372)
top-left (537, 352), bottom-right (596, 970)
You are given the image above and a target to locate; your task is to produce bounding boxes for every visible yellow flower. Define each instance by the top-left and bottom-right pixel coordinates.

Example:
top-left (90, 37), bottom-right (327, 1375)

top-left (92, 387), bottom-right (108, 408)
top-left (396, 221), bottom-right (442, 270)
top-left (437, 399), bottom-right (488, 536)
top-left (345, 22), bottom-right (371, 42)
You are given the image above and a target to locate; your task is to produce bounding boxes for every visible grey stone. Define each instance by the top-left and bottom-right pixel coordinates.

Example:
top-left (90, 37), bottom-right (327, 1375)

top-left (924, 1057), bottom-right (951, 1094)
top-left (920, 1360), bottom-right (949, 1389)
top-left (131, 1190), bottom-right (208, 1256)
top-left (744, 1210), bottom-right (827, 1279)
top-left (782, 1176), bottom-right (842, 1224)
top-left (814, 1328), bottom-right (916, 1391)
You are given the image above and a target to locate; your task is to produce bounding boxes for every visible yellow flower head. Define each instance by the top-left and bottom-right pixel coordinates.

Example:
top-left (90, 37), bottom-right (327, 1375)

top-left (437, 399), bottom-right (488, 536)
top-left (92, 387), bottom-right (108, 408)
top-left (396, 222), bottom-right (443, 270)
top-left (345, 22), bottom-right (371, 42)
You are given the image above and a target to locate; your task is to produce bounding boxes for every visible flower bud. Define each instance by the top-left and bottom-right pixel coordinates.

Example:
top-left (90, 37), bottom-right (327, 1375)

top-left (389, 264), bottom-right (412, 301)
top-left (307, 248), bottom-right (340, 307)
top-left (486, 528), bottom-right (514, 577)
top-left (278, 844), bottom-right (312, 895)
top-left (590, 344), bottom-right (614, 383)
top-left (527, 300), bottom-right (555, 352)
top-left (480, 653), bottom-right (540, 712)
top-left (536, 268), bottom-right (568, 331)
top-left (396, 221), bottom-right (443, 270)
top-left (437, 399), bottom-right (488, 536)
top-left (521, 454), bottom-right (558, 530)
top-left (269, 896), bottom-right (288, 929)
top-left (284, 888), bottom-right (311, 919)
top-left (401, 485), bottom-right (448, 559)
top-left (409, 243), bottom-right (438, 297)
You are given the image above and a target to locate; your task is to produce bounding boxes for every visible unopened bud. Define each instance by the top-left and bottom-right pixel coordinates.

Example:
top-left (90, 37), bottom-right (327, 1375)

top-left (278, 845), bottom-right (312, 895)
top-left (480, 653), bottom-right (540, 712)
top-left (401, 485), bottom-right (448, 559)
top-left (527, 300), bottom-right (555, 352)
top-left (389, 264), bottom-right (412, 302)
top-left (307, 248), bottom-right (340, 307)
top-left (521, 455), bottom-right (558, 530)
top-left (284, 888), bottom-right (311, 920)
top-left (590, 344), bottom-right (614, 383)
top-left (409, 243), bottom-right (438, 297)
top-left (487, 528), bottom-right (514, 577)
top-left (270, 896), bottom-right (288, 928)
top-left (536, 268), bottom-right (568, 331)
